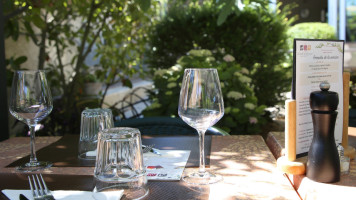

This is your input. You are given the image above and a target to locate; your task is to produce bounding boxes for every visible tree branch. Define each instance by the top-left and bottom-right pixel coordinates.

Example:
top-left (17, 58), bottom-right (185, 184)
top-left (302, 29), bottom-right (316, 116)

top-left (55, 39), bottom-right (66, 88)
top-left (37, 11), bottom-right (48, 70)
top-left (64, 0), bottom-right (100, 110)
top-left (4, 4), bottom-right (29, 22)
top-left (100, 68), bottom-right (117, 107)
top-left (83, 11), bottom-right (109, 60)
top-left (74, 0), bottom-right (97, 74)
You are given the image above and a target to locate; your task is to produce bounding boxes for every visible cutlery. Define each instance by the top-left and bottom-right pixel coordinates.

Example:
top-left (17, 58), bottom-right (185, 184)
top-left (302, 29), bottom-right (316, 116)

top-left (28, 174), bottom-right (55, 200)
top-left (19, 194), bottom-right (29, 200)
top-left (151, 147), bottom-right (162, 155)
top-left (142, 144), bottom-right (161, 155)
top-left (142, 144), bottom-right (154, 153)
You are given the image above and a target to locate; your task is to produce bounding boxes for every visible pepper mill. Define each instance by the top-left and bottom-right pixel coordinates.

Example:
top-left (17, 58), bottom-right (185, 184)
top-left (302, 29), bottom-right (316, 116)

top-left (307, 81), bottom-right (340, 183)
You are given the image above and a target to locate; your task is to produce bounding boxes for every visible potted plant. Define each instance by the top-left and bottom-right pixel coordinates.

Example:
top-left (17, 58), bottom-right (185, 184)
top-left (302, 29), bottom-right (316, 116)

top-left (82, 73), bottom-right (103, 96)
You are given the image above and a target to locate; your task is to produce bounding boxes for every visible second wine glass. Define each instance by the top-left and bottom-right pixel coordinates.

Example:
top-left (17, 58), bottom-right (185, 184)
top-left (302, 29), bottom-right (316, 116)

top-left (178, 68), bottom-right (224, 185)
top-left (9, 70), bottom-right (53, 172)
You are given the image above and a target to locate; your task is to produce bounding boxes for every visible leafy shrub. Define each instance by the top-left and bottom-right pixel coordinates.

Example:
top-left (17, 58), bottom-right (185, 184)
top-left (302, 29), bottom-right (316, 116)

top-left (287, 22), bottom-right (337, 49)
top-left (143, 49), bottom-right (266, 134)
top-left (146, 3), bottom-right (292, 107)
top-left (350, 76), bottom-right (356, 109)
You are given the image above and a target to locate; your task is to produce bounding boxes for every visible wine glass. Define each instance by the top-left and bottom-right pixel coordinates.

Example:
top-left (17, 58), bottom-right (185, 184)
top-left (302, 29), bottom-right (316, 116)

top-left (9, 70), bottom-right (53, 172)
top-left (178, 68), bottom-right (224, 185)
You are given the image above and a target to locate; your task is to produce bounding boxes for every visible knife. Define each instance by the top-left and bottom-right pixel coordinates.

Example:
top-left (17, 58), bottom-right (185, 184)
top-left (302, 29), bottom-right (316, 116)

top-left (142, 145), bottom-right (162, 155)
top-left (151, 147), bottom-right (162, 156)
top-left (19, 194), bottom-right (29, 200)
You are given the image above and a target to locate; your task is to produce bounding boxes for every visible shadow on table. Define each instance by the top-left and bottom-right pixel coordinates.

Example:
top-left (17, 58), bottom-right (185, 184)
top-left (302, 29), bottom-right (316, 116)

top-left (7, 135), bottom-right (212, 168)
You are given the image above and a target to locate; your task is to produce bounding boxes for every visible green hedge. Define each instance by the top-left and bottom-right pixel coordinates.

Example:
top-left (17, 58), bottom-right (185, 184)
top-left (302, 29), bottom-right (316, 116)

top-left (287, 22), bottom-right (337, 49)
top-left (146, 4), bottom-right (292, 107)
top-left (143, 50), bottom-right (267, 134)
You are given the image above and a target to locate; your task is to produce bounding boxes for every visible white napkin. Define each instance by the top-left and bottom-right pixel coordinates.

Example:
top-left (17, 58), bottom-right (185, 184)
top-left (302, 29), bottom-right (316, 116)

top-left (2, 189), bottom-right (123, 200)
top-left (86, 149), bottom-right (162, 157)
top-left (86, 150), bottom-right (97, 157)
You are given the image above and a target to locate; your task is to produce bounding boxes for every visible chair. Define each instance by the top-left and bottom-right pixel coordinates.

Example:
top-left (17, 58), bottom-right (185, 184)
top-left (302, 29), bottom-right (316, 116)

top-left (114, 116), bottom-right (229, 136)
top-left (109, 86), bottom-right (151, 120)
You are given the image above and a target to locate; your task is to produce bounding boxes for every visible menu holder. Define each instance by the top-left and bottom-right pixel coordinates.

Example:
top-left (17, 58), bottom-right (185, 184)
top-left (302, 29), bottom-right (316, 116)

top-left (342, 74), bottom-right (356, 159)
top-left (277, 39), bottom-right (356, 175)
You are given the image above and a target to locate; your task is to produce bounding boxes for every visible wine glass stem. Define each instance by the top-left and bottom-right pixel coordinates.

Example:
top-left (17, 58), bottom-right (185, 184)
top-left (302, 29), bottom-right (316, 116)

top-left (198, 129), bottom-right (206, 175)
top-left (29, 125), bottom-right (38, 164)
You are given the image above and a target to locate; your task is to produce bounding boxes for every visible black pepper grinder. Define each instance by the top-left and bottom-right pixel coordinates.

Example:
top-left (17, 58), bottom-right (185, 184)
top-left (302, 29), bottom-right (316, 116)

top-left (307, 81), bottom-right (340, 183)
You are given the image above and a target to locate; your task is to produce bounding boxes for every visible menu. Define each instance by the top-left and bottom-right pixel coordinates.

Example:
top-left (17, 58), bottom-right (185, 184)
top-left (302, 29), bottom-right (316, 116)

top-left (144, 150), bottom-right (190, 181)
top-left (293, 39), bottom-right (344, 157)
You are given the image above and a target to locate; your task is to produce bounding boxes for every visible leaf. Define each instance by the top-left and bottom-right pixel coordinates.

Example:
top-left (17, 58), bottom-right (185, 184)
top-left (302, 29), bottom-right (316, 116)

top-left (217, 0), bottom-right (235, 26)
top-left (256, 105), bottom-right (267, 113)
top-left (31, 14), bottom-right (46, 29)
top-left (251, 0), bottom-right (268, 7)
top-left (122, 79), bottom-right (133, 88)
top-left (136, 0), bottom-right (151, 11)
top-left (13, 56), bottom-right (27, 65)
top-left (24, 22), bottom-right (38, 44)
top-left (7, 20), bottom-right (20, 41)
top-left (224, 116), bottom-right (237, 127)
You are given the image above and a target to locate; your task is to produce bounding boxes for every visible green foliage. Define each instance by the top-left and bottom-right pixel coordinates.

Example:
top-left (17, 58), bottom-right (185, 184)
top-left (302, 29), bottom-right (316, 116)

top-left (347, 14), bottom-right (356, 41)
top-left (349, 77), bottom-right (356, 109)
top-left (146, 3), bottom-right (292, 107)
top-left (287, 22), bottom-right (337, 49)
top-left (5, 56), bottom-right (27, 86)
top-left (164, 0), bottom-right (270, 26)
top-left (5, 0), bottom-right (158, 135)
top-left (143, 49), bottom-right (266, 134)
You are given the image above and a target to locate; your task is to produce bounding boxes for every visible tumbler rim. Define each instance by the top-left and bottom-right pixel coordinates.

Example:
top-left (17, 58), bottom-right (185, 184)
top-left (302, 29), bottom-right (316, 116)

top-left (99, 127), bottom-right (141, 139)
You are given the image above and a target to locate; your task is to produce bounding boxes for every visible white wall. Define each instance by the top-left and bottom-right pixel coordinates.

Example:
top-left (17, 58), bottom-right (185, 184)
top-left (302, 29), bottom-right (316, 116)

top-left (5, 35), bottom-right (39, 70)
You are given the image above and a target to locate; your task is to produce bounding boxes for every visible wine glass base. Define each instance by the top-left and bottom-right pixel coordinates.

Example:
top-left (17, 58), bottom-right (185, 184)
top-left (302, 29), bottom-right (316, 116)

top-left (16, 161), bottom-right (53, 172)
top-left (182, 171), bottom-right (223, 185)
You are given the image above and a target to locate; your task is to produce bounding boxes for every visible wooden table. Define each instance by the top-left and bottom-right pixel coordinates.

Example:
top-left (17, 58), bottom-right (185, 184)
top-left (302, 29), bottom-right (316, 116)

top-left (266, 127), bottom-right (356, 200)
top-left (0, 135), bottom-right (298, 200)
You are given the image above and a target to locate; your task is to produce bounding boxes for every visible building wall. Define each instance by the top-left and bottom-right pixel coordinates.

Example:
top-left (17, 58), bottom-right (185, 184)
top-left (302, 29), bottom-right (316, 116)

top-left (5, 36), bottom-right (38, 70)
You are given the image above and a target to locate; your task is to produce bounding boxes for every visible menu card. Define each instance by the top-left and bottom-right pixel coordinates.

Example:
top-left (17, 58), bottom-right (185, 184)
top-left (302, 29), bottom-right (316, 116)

top-left (293, 39), bottom-right (344, 157)
top-left (144, 150), bottom-right (190, 181)
top-left (86, 149), bottom-right (190, 181)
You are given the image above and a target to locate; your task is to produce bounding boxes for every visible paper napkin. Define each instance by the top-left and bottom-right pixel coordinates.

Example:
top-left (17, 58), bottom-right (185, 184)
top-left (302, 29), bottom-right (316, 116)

top-left (2, 189), bottom-right (123, 200)
top-left (86, 150), bottom-right (97, 157)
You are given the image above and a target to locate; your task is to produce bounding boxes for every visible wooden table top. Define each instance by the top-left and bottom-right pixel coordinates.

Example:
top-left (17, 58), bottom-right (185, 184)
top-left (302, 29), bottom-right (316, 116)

top-left (0, 135), bottom-right (298, 200)
top-left (267, 127), bottom-right (356, 200)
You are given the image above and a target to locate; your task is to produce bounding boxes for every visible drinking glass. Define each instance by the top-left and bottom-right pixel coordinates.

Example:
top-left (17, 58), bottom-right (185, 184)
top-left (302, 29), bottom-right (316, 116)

top-left (9, 70), bottom-right (53, 172)
top-left (78, 108), bottom-right (114, 160)
top-left (93, 127), bottom-right (149, 199)
top-left (178, 68), bottom-right (224, 185)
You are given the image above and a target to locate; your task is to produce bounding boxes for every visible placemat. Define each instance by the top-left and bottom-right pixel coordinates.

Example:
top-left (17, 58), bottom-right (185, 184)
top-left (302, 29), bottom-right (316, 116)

top-left (7, 135), bottom-right (212, 168)
top-left (0, 173), bottom-right (209, 200)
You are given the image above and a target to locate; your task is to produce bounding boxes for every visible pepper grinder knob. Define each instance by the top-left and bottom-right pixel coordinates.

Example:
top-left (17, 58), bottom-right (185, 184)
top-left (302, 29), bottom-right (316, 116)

top-left (320, 81), bottom-right (330, 91)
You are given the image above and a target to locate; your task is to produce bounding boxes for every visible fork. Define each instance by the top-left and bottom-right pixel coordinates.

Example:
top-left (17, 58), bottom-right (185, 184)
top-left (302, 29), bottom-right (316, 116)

top-left (28, 174), bottom-right (55, 200)
top-left (142, 144), bottom-right (154, 153)
top-left (142, 144), bottom-right (161, 155)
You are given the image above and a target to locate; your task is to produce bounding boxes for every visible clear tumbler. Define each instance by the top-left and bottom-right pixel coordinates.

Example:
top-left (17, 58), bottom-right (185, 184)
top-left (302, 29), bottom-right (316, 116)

top-left (78, 108), bottom-right (114, 160)
top-left (93, 127), bottom-right (149, 200)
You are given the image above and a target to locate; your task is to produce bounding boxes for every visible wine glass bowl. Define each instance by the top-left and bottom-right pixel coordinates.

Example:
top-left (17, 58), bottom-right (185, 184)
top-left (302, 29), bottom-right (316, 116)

top-left (9, 70), bottom-right (53, 172)
top-left (178, 68), bottom-right (224, 185)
